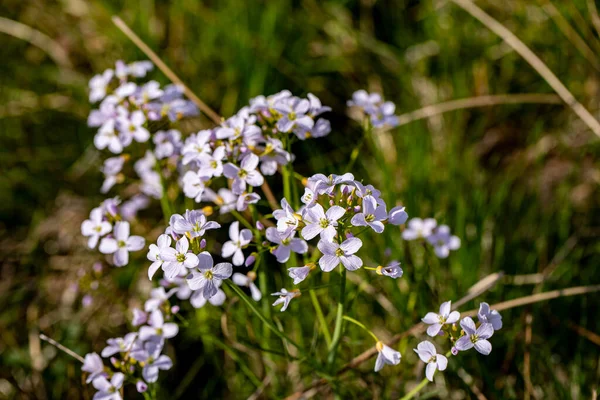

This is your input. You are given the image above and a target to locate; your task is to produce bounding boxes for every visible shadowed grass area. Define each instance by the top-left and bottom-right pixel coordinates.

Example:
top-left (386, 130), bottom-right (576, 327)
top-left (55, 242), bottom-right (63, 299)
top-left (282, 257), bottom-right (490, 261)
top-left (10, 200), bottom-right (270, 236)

top-left (1, 0), bottom-right (599, 398)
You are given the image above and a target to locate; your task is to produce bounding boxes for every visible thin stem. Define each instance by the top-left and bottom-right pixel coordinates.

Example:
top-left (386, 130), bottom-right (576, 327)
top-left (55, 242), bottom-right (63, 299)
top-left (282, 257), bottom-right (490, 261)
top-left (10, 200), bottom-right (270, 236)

top-left (342, 316), bottom-right (378, 343)
top-left (39, 334), bottom-right (84, 363)
top-left (399, 377), bottom-right (430, 400)
top-left (227, 281), bottom-right (302, 351)
top-left (203, 336), bottom-right (263, 388)
top-left (111, 16), bottom-right (221, 124)
top-left (310, 289), bottom-right (332, 347)
top-left (231, 209), bottom-right (254, 231)
top-left (327, 267), bottom-right (347, 366)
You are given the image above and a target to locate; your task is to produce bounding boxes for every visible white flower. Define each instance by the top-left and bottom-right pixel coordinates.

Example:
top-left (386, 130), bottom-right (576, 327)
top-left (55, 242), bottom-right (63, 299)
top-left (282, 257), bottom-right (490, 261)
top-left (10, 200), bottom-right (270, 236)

top-left (160, 236), bottom-right (199, 280)
top-left (374, 342), bottom-right (401, 372)
top-left (99, 221), bottom-right (145, 267)
top-left (221, 221), bottom-right (253, 266)
top-left (81, 208), bottom-right (112, 249)
top-left (414, 341), bottom-right (447, 382)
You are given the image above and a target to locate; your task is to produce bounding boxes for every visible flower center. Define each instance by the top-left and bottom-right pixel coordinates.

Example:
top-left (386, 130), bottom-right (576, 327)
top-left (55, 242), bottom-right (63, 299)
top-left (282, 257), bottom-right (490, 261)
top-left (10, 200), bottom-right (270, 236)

top-left (335, 248), bottom-right (344, 257)
top-left (470, 334), bottom-right (479, 343)
top-left (319, 218), bottom-right (329, 228)
top-left (365, 214), bottom-right (375, 222)
top-left (176, 253), bottom-right (186, 262)
top-left (211, 160), bottom-right (218, 168)
top-left (428, 355), bottom-right (437, 363)
top-left (117, 240), bottom-right (126, 248)
top-left (204, 270), bottom-right (213, 280)
top-left (288, 112), bottom-right (296, 121)
top-left (94, 226), bottom-right (102, 232)
top-left (281, 237), bottom-right (291, 246)
top-left (438, 315), bottom-right (446, 324)
top-left (238, 169), bottom-right (247, 178)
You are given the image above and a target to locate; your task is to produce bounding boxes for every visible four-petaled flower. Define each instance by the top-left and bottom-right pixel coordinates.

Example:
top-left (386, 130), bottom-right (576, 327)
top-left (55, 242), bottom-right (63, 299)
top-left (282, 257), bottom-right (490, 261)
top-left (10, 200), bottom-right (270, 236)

top-left (81, 208), bottom-right (112, 249)
top-left (414, 341), bottom-right (448, 382)
top-left (478, 302), bottom-right (502, 331)
top-left (271, 288), bottom-right (301, 312)
top-left (318, 237), bottom-right (363, 272)
top-left (266, 227), bottom-right (308, 263)
top-left (302, 204), bottom-right (345, 241)
top-left (92, 372), bottom-right (124, 400)
top-left (99, 221), bottom-right (145, 267)
top-left (221, 221), bottom-right (253, 266)
top-left (147, 234), bottom-right (171, 279)
top-left (455, 317), bottom-right (494, 355)
top-left (374, 341), bottom-right (401, 372)
top-left (186, 252), bottom-right (233, 299)
top-left (422, 300), bottom-right (460, 337)
top-left (139, 309), bottom-right (179, 341)
top-left (223, 153), bottom-right (264, 195)
top-left (350, 195), bottom-right (387, 233)
top-left (160, 236), bottom-right (199, 280)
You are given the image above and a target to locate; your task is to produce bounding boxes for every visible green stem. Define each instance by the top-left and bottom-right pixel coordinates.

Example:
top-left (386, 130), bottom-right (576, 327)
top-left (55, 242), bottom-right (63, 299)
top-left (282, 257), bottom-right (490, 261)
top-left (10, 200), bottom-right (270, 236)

top-left (342, 316), bottom-right (378, 342)
top-left (399, 377), bottom-right (430, 400)
top-left (327, 267), bottom-right (347, 366)
top-left (227, 281), bottom-right (302, 351)
top-left (204, 336), bottom-right (262, 388)
top-left (156, 164), bottom-right (172, 222)
top-left (230, 210), bottom-right (254, 231)
top-left (310, 289), bottom-right (332, 347)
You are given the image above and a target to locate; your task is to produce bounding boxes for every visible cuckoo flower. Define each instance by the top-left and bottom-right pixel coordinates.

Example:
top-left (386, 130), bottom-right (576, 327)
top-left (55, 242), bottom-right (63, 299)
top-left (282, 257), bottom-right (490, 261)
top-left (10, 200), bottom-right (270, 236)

top-left (139, 309), bottom-right (179, 341)
top-left (266, 227), bottom-right (308, 263)
top-left (274, 97), bottom-right (314, 132)
top-left (160, 236), bottom-right (199, 280)
top-left (374, 342), bottom-right (401, 372)
top-left (82, 353), bottom-right (105, 383)
top-left (402, 218), bottom-right (437, 240)
top-left (101, 333), bottom-right (137, 357)
top-left (274, 198), bottom-right (301, 238)
top-left (99, 221), bottom-right (145, 267)
top-left (426, 225), bottom-right (461, 258)
top-left (171, 210), bottom-right (221, 238)
top-left (350, 195), bottom-right (387, 233)
top-left (232, 272), bottom-right (262, 301)
top-left (414, 341), bottom-right (448, 382)
top-left (92, 373), bottom-right (124, 400)
top-left (302, 204), bottom-right (345, 241)
top-left (387, 205), bottom-right (409, 225)
top-left (455, 317), bottom-right (494, 355)
top-left (182, 170), bottom-right (209, 203)
top-left (117, 110), bottom-right (150, 143)
top-left (478, 302), bottom-right (503, 331)
top-left (141, 342), bottom-right (173, 383)
top-left (222, 221), bottom-right (253, 266)
top-left (422, 300), bottom-right (460, 337)
top-left (147, 234), bottom-right (172, 279)
top-left (288, 265), bottom-right (312, 285)
top-left (186, 252), bottom-right (233, 299)
top-left (317, 237), bottom-right (363, 272)
top-left (181, 130), bottom-right (212, 165)
top-left (271, 288), bottom-right (300, 312)
top-left (81, 208), bottom-right (112, 249)
top-left (223, 153), bottom-right (264, 195)
top-left (376, 261), bottom-right (403, 279)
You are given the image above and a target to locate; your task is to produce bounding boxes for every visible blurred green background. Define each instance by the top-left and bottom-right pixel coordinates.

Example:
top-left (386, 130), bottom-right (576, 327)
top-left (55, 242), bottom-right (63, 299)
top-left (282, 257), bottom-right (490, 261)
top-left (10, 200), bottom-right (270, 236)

top-left (1, 0), bottom-right (600, 399)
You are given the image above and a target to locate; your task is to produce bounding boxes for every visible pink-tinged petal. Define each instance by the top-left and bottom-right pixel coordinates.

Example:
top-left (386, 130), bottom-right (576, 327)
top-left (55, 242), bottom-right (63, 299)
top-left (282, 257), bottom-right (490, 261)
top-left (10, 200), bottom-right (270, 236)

top-left (290, 239), bottom-right (308, 254)
top-left (340, 237), bottom-right (362, 255)
top-left (114, 221), bottom-right (130, 241)
top-left (340, 255), bottom-right (362, 271)
top-left (213, 263), bottom-right (233, 279)
top-left (326, 205), bottom-right (345, 221)
top-left (186, 271), bottom-right (206, 290)
top-left (113, 248), bottom-right (129, 267)
top-left (474, 339), bottom-right (492, 355)
top-left (425, 362), bottom-right (437, 382)
top-left (197, 251), bottom-right (214, 271)
top-left (434, 245), bottom-right (450, 258)
top-left (127, 235), bottom-right (145, 251)
top-left (301, 223), bottom-right (322, 240)
top-left (460, 317), bottom-right (477, 335)
top-left (454, 336), bottom-right (474, 352)
top-left (436, 354), bottom-right (448, 371)
top-left (265, 227), bottom-right (281, 244)
top-left (317, 239), bottom-right (338, 256)
top-left (388, 206), bottom-right (408, 225)
top-left (446, 311), bottom-right (460, 324)
top-left (148, 261), bottom-right (162, 279)
top-left (99, 238), bottom-right (118, 254)
top-left (162, 323), bottom-right (179, 338)
top-left (222, 163), bottom-right (239, 179)
top-left (319, 255), bottom-right (339, 272)
top-left (426, 323), bottom-right (443, 337)
top-left (239, 229), bottom-right (253, 245)
top-left (422, 312), bottom-right (439, 324)
top-left (439, 301), bottom-right (452, 317)
top-left (245, 171), bottom-right (264, 187)
top-left (92, 376), bottom-right (112, 392)
top-left (350, 213), bottom-right (367, 227)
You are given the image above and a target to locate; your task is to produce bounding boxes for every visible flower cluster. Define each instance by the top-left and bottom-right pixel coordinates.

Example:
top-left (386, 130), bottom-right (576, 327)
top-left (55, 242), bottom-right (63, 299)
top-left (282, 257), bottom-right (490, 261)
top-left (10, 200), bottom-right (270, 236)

top-left (402, 218), bottom-right (461, 258)
top-left (416, 300), bottom-right (503, 381)
top-left (347, 90), bottom-right (400, 128)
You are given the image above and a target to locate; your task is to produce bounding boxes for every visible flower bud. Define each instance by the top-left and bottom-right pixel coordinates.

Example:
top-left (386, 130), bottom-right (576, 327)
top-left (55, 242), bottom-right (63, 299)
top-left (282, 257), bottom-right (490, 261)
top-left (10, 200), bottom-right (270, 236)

top-left (245, 254), bottom-right (256, 267)
top-left (136, 381), bottom-right (148, 393)
top-left (255, 221), bottom-right (264, 231)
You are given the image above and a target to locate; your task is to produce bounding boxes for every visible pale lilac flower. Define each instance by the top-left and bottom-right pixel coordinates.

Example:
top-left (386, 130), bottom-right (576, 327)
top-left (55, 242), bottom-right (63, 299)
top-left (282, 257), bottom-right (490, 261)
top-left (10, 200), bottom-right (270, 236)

top-left (221, 222), bottom-right (252, 266)
top-left (186, 252), bottom-right (232, 299)
top-left (100, 157), bottom-right (124, 194)
top-left (82, 352), bottom-right (105, 383)
top-left (101, 333), bottom-right (137, 357)
top-left (274, 97), bottom-right (314, 132)
top-left (223, 153), bottom-right (264, 195)
top-left (144, 287), bottom-right (177, 312)
top-left (426, 225), bottom-right (461, 258)
top-left (171, 210), bottom-right (220, 238)
top-left (274, 198), bottom-right (300, 238)
top-left (402, 218), bottom-right (437, 240)
top-left (271, 288), bottom-right (300, 312)
top-left (117, 110), bottom-right (150, 143)
top-left (317, 237), bottom-right (363, 272)
top-left (232, 272), bottom-right (262, 301)
top-left (181, 130), bottom-right (212, 165)
top-left (199, 146), bottom-right (225, 177)
top-left (81, 208), bottom-right (112, 249)
top-left (414, 341), bottom-right (448, 382)
top-left (139, 309), bottom-right (179, 341)
top-left (89, 69), bottom-right (114, 102)
top-left (101, 198), bottom-right (120, 218)
top-left (182, 170), bottom-right (209, 202)
top-left (236, 192), bottom-right (261, 212)
top-left (371, 101), bottom-right (399, 128)
top-left (147, 234), bottom-right (172, 279)
top-left (259, 139), bottom-right (290, 175)
top-left (288, 265), bottom-right (311, 285)
top-left (353, 181), bottom-right (382, 200)
top-left (350, 195), bottom-right (387, 233)
top-left (376, 261), bottom-right (403, 279)
top-left (308, 118), bottom-right (331, 138)
top-left (98, 221), bottom-right (145, 267)
top-left (121, 194), bottom-right (150, 221)
top-left (191, 288), bottom-right (226, 308)
top-left (422, 300), bottom-right (460, 337)
top-left (136, 381), bottom-right (148, 393)
top-left (301, 187), bottom-right (317, 208)
top-left (302, 204), bottom-right (345, 241)
top-left (160, 236), bottom-right (199, 280)
top-left (127, 60), bottom-right (153, 77)
top-left (114, 82), bottom-right (137, 99)
top-left (455, 317), bottom-right (494, 355)
top-left (478, 302), bottom-right (502, 331)
top-left (94, 120), bottom-right (131, 154)
top-left (347, 90), bottom-right (381, 114)
top-left (216, 115), bottom-right (260, 140)
top-left (387, 206), bottom-right (408, 225)
top-left (132, 308), bottom-right (148, 327)
top-left (307, 93), bottom-right (331, 117)
top-left (153, 129), bottom-right (181, 159)
top-left (308, 173), bottom-right (354, 195)
top-left (374, 342), bottom-right (401, 372)
top-left (140, 342), bottom-right (173, 383)
top-left (265, 227), bottom-right (308, 263)
top-left (92, 372), bottom-right (124, 400)
top-left (134, 81), bottom-right (163, 105)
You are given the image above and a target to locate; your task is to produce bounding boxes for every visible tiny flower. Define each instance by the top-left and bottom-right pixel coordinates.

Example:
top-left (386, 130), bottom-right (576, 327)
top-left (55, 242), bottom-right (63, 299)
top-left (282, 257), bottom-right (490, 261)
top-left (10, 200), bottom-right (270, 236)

top-left (302, 204), bottom-right (345, 241)
top-left (387, 206), bottom-right (408, 225)
top-left (136, 381), bottom-right (148, 393)
top-left (98, 221), bottom-right (145, 267)
top-left (132, 308), bottom-right (148, 326)
top-left (171, 210), bottom-right (221, 238)
top-left (402, 218), bottom-right (437, 240)
top-left (89, 69), bottom-right (114, 102)
top-left (144, 287), bottom-right (177, 312)
top-left (478, 302), bottom-right (502, 331)
top-left (186, 252), bottom-right (233, 299)
top-left (236, 192), bottom-right (261, 212)
top-left (414, 341), bottom-right (448, 382)
top-left (223, 153), bottom-right (264, 195)
top-left (266, 227), bottom-right (308, 263)
top-left (160, 236), bottom-right (199, 280)
top-left (317, 237), bottom-right (363, 272)
top-left (274, 97), bottom-right (314, 132)
top-left (350, 195), bottom-right (387, 233)
top-left (422, 301), bottom-right (460, 337)
top-left (245, 254), bottom-right (256, 267)
top-left (222, 221), bottom-right (253, 266)
top-left (94, 119), bottom-right (131, 154)
top-left (271, 288), bottom-right (301, 312)
top-left (191, 288), bottom-right (226, 308)
top-left (141, 344), bottom-right (173, 383)
top-left (101, 333), bottom-right (137, 357)
top-left (426, 225), bottom-right (461, 258)
top-left (274, 198), bottom-right (301, 238)
top-left (147, 234), bottom-right (172, 279)
top-left (139, 309), bottom-right (179, 341)
top-left (232, 272), bottom-right (262, 301)
top-left (92, 372), bottom-right (124, 400)
top-left (374, 341), bottom-right (401, 372)
top-left (81, 208), bottom-right (112, 249)
top-left (288, 265), bottom-right (312, 285)
top-left (455, 317), bottom-right (494, 355)
top-left (117, 110), bottom-right (150, 142)
top-left (181, 130), bottom-right (212, 165)
top-left (82, 352), bottom-right (105, 383)
top-left (376, 261), bottom-right (403, 279)
top-left (182, 170), bottom-right (209, 202)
